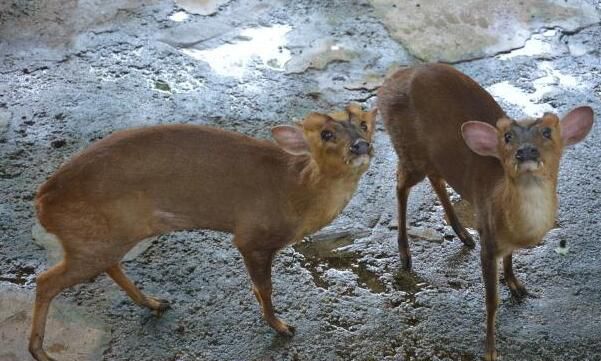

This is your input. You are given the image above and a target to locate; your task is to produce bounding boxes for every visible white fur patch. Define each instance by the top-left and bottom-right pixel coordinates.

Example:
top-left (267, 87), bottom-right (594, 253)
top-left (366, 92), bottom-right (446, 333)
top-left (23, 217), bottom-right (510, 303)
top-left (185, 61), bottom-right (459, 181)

top-left (31, 221), bottom-right (64, 265)
top-left (518, 182), bottom-right (555, 241)
top-left (350, 154), bottom-right (370, 167)
top-left (519, 160), bottom-right (541, 172)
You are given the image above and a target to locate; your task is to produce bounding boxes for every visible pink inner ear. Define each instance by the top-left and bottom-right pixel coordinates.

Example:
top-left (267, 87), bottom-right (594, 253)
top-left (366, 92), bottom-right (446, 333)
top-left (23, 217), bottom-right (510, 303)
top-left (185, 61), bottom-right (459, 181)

top-left (461, 121), bottom-right (500, 158)
top-left (271, 126), bottom-right (310, 155)
top-left (561, 106), bottom-right (594, 146)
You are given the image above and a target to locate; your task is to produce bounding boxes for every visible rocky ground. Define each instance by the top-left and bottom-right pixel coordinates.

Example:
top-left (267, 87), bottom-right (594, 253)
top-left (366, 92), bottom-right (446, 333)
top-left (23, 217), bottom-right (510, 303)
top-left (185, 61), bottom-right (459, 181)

top-left (1, 0), bottom-right (600, 360)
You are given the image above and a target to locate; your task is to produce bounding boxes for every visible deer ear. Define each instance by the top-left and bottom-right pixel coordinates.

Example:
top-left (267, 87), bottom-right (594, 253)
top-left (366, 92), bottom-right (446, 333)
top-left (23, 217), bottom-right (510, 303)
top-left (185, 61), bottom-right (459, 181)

top-left (370, 107), bottom-right (378, 118)
top-left (271, 125), bottom-right (310, 155)
top-left (345, 102), bottom-right (363, 115)
top-left (461, 121), bottom-right (500, 159)
top-left (560, 106), bottom-right (594, 146)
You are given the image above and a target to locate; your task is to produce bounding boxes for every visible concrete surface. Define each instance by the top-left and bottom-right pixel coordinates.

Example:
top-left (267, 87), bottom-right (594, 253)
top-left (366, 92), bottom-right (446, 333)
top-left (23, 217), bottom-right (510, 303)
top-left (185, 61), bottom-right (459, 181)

top-left (0, 284), bottom-right (109, 361)
top-left (1, 0), bottom-right (600, 360)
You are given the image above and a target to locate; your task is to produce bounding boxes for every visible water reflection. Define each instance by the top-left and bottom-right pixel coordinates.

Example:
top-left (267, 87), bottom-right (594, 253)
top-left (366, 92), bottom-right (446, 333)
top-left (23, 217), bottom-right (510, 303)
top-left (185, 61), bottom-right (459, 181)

top-left (180, 25), bottom-right (292, 78)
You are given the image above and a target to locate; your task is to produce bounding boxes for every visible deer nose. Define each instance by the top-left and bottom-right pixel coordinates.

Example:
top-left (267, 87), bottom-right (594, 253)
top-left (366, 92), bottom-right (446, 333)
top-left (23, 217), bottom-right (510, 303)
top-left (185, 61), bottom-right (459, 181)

top-left (515, 145), bottom-right (540, 162)
top-left (350, 140), bottom-right (370, 155)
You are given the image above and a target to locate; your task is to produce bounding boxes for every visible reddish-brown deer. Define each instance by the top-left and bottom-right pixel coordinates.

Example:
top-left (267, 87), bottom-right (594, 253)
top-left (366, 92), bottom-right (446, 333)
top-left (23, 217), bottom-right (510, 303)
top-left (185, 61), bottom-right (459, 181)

top-left (377, 63), bottom-right (593, 361)
top-left (30, 104), bottom-right (377, 361)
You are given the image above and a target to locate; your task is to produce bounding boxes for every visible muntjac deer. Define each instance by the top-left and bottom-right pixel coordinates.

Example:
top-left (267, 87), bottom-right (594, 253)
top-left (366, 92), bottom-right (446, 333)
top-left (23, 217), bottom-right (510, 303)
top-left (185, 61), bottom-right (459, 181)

top-left (377, 63), bottom-right (593, 361)
top-left (30, 104), bottom-right (377, 361)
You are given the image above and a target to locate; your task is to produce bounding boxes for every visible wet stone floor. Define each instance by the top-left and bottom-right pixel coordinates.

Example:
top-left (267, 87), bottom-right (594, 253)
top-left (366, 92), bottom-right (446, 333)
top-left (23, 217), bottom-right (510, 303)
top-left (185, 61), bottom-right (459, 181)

top-left (1, 0), bottom-right (601, 360)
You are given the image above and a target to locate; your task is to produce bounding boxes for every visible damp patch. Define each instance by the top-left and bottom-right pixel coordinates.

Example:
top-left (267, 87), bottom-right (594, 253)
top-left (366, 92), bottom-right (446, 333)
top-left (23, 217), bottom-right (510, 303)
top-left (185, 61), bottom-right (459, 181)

top-left (180, 25), bottom-right (292, 78)
top-left (294, 236), bottom-right (387, 294)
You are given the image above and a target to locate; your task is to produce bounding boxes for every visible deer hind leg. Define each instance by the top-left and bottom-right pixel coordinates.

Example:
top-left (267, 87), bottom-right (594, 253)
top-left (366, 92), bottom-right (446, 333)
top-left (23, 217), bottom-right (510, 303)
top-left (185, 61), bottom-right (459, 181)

top-left (106, 264), bottom-right (170, 315)
top-left (396, 166), bottom-right (424, 271)
top-left (502, 253), bottom-right (529, 299)
top-left (428, 175), bottom-right (476, 248)
top-left (29, 259), bottom-right (105, 361)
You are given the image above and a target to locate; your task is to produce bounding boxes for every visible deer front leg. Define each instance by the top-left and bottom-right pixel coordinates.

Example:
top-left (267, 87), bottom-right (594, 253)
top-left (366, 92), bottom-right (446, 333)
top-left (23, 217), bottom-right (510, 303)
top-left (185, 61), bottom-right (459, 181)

top-left (239, 247), bottom-right (295, 336)
top-left (481, 239), bottom-right (499, 361)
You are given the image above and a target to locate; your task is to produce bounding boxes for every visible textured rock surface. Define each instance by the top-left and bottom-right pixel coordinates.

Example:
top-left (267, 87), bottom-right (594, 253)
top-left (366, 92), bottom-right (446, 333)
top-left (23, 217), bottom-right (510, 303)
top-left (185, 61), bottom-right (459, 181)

top-left (0, 285), bottom-right (109, 361)
top-left (370, 0), bottom-right (600, 62)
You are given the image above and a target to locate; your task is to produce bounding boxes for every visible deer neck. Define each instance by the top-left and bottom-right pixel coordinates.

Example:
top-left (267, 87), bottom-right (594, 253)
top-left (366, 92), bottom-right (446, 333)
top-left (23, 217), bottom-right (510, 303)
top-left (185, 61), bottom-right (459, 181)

top-left (495, 173), bottom-right (558, 249)
top-left (289, 156), bottom-right (365, 239)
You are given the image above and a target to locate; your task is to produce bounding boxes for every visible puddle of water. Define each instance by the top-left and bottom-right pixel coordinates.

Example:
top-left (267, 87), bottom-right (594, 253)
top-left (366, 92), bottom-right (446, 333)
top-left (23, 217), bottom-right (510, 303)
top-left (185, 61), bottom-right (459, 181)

top-left (169, 11), bottom-right (190, 22)
top-left (180, 25), bottom-right (292, 78)
top-left (293, 237), bottom-right (386, 294)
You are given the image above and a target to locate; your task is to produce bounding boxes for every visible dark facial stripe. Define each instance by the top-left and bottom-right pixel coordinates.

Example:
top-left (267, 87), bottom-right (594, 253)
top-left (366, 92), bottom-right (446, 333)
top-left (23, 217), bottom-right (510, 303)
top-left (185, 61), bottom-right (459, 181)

top-left (340, 120), bottom-right (364, 142)
top-left (511, 120), bottom-right (543, 143)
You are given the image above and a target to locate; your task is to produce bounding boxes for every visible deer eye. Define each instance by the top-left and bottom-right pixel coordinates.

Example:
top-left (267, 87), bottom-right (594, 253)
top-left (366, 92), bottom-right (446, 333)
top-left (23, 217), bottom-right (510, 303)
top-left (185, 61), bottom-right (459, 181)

top-left (504, 132), bottom-right (513, 143)
top-left (321, 130), bottom-right (334, 141)
top-left (360, 121), bottom-right (368, 131)
top-left (542, 127), bottom-right (552, 139)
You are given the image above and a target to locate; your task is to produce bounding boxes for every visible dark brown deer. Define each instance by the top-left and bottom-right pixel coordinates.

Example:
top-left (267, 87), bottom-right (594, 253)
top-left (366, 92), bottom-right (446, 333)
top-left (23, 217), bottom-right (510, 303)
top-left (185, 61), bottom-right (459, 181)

top-left (29, 104), bottom-right (377, 361)
top-left (377, 63), bottom-right (593, 360)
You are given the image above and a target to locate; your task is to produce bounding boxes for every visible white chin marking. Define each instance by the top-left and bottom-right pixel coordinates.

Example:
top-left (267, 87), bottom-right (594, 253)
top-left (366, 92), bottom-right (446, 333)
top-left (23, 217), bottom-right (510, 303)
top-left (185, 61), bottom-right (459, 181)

top-left (350, 155), bottom-right (370, 167)
top-left (519, 160), bottom-right (541, 172)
